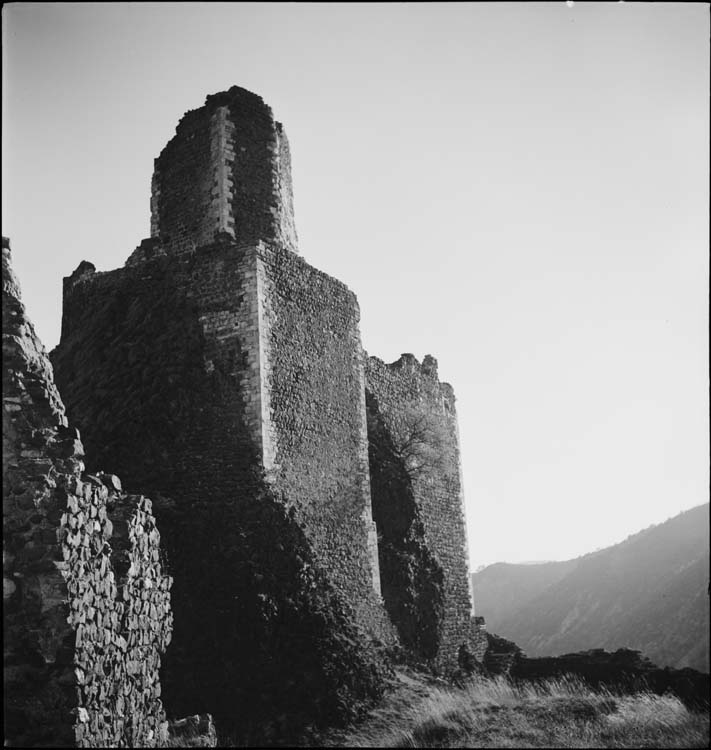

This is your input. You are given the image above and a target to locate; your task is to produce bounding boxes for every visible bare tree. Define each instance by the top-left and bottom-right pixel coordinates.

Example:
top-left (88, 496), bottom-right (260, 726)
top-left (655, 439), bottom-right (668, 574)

top-left (389, 405), bottom-right (453, 482)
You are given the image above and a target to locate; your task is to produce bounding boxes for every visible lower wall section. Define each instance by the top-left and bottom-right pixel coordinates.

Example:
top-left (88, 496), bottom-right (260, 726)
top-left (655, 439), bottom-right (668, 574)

top-left (58, 479), bottom-right (173, 747)
top-left (50, 240), bottom-right (395, 743)
top-left (3, 243), bottom-right (172, 747)
top-left (154, 474), bottom-right (392, 745)
top-left (4, 469), bottom-right (173, 748)
top-left (365, 353), bottom-right (478, 672)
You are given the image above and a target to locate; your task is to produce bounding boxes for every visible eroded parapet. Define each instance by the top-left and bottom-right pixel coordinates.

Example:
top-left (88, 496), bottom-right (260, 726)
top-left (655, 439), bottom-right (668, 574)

top-left (365, 353), bottom-right (478, 671)
top-left (149, 86), bottom-right (298, 255)
top-left (58, 477), bottom-right (173, 747)
top-left (3, 241), bottom-right (173, 747)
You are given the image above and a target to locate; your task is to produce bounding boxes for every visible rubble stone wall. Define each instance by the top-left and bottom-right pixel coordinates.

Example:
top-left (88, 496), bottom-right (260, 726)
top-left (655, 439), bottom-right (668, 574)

top-left (150, 86), bottom-right (298, 255)
top-left (258, 243), bottom-right (390, 634)
top-left (41, 84), bottom-right (489, 743)
top-left (50, 238), bottom-right (395, 738)
top-left (52, 239), bottom-right (393, 641)
top-left (51, 241), bottom-right (259, 499)
top-left (3, 241), bottom-right (172, 748)
top-left (365, 354), bottom-right (484, 670)
top-left (6, 82), bottom-right (489, 744)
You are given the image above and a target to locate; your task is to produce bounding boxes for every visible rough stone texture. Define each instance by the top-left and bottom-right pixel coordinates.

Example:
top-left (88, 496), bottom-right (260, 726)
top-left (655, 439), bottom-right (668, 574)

top-left (148, 86), bottom-right (298, 256)
top-left (51, 237), bottom-right (395, 741)
top-left (365, 353), bottom-right (485, 670)
top-left (54, 239), bottom-right (261, 495)
top-left (483, 629), bottom-right (522, 676)
top-left (58, 482), bottom-right (173, 748)
top-left (51, 237), bottom-right (390, 637)
top-left (3, 240), bottom-right (172, 747)
top-left (48, 83), bottom-right (484, 738)
top-left (167, 713), bottom-right (218, 748)
top-left (259, 242), bottom-right (387, 628)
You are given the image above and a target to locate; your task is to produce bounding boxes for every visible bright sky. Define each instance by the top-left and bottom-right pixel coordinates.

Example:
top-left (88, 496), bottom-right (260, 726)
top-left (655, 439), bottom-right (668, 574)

top-left (3, 2), bottom-right (709, 571)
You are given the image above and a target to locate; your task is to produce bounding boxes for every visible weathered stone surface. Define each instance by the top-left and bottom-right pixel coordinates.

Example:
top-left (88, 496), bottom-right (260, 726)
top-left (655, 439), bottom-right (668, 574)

top-left (147, 85), bottom-right (297, 256)
top-left (50, 235), bottom-right (396, 741)
top-left (168, 713), bottom-right (218, 747)
top-left (365, 353), bottom-right (486, 670)
top-left (3, 241), bottom-right (173, 747)
top-left (45, 84), bottom-right (484, 741)
top-left (258, 241), bottom-right (392, 634)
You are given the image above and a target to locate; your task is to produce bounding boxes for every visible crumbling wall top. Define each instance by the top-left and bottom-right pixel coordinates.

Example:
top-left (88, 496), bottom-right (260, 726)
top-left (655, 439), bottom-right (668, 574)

top-left (149, 85), bottom-right (298, 257)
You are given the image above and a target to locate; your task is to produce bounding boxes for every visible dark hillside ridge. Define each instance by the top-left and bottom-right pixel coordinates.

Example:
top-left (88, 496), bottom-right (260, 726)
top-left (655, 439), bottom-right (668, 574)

top-left (484, 634), bottom-right (709, 711)
top-left (473, 504), bottom-right (710, 672)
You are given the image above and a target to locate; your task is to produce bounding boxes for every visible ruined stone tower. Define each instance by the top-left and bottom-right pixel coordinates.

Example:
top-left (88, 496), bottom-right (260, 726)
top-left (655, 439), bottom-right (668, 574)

top-left (149, 87), bottom-right (297, 255)
top-left (50, 85), bottom-right (485, 737)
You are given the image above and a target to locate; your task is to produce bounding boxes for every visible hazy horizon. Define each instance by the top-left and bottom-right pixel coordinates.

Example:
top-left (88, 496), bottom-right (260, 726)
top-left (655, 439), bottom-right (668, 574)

top-left (3, 2), bottom-right (709, 570)
top-left (473, 499), bottom-right (710, 570)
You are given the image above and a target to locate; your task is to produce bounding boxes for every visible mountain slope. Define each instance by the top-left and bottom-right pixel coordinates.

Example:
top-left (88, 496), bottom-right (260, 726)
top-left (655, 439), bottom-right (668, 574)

top-left (472, 559), bottom-right (578, 625)
top-left (473, 504), bottom-right (710, 672)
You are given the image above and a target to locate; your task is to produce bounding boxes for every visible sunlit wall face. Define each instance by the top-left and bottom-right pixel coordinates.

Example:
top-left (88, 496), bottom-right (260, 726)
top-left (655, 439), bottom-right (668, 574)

top-left (2, 2), bottom-right (708, 568)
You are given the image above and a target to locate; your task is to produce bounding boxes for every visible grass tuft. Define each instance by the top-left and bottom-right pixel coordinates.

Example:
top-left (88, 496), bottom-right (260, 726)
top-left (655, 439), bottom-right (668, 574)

top-left (321, 671), bottom-right (710, 748)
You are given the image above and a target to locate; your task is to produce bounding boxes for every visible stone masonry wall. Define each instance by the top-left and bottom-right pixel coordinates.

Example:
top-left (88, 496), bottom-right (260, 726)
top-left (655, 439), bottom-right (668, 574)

top-left (50, 241), bottom-right (266, 730)
top-left (50, 238), bottom-right (394, 741)
top-left (365, 354), bottom-right (484, 670)
top-left (257, 243), bottom-right (391, 636)
top-left (365, 387), bottom-right (445, 664)
top-left (53, 240), bottom-right (393, 643)
top-left (42, 82), bottom-right (491, 739)
top-left (52, 240), bottom-right (259, 495)
top-left (3, 240), bottom-right (172, 747)
top-left (150, 86), bottom-right (298, 255)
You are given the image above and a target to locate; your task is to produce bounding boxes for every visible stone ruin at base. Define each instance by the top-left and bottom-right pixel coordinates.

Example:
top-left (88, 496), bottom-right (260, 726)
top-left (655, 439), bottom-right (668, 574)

top-left (3, 85), bottom-right (487, 746)
top-left (3, 238), bottom-right (175, 747)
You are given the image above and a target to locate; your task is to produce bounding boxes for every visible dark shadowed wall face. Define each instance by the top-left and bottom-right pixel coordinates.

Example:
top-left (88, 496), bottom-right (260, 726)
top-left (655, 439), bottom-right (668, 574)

top-left (365, 390), bottom-right (445, 662)
top-left (50, 238), bottom-right (394, 743)
top-left (51, 243), bottom-right (259, 499)
top-left (51, 243), bottom-right (265, 739)
top-left (365, 354), bottom-right (485, 670)
top-left (3, 243), bottom-right (172, 748)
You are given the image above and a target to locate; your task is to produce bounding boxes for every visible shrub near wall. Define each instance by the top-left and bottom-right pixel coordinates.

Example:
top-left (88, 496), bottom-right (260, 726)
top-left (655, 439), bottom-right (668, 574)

top-left (365, 390), bottom-right (445, 663)
top-left (365, 354), bottom-right (483, 672)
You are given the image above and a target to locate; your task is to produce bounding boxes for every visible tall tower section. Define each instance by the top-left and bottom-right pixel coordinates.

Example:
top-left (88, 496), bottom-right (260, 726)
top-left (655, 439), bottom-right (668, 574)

top-left (52, 87), bottom-right (394, 733)
top-left (52, 87), bottom-right (391, 695)
top-left (150, 85), bottom-right (298, 254)
top-left (51, 87), bottom-right (484, 727)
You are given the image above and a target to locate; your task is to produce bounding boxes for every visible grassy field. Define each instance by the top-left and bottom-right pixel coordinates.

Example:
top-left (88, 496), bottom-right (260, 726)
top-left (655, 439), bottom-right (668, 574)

top-left (164, 668), bottom-right (710, 747)
top-left (317, 670), bottom-right (710, 749)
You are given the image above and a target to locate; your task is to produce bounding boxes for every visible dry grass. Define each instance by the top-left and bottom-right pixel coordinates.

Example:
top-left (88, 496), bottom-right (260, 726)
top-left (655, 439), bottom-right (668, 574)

top-left (163, 669), bottom-right (709, 747)
top-left (318, 671), bottom-right (710, 748)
